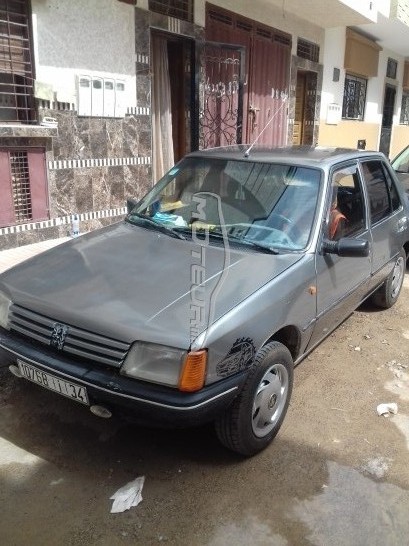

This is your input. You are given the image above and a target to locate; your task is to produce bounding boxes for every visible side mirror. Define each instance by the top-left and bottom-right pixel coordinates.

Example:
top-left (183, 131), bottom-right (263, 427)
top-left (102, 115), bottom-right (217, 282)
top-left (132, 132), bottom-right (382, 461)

top-left (126, 198), bottom-right (139, 214)
top-left (322, 238), bottom-right (369, 258)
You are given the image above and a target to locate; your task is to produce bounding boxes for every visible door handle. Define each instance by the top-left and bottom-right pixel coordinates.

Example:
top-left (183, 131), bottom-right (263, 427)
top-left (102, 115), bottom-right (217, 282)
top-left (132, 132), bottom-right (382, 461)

top-left (249, 105), bottom-right (260, 131)
top-left (396, 217), bottom-right (408, 233)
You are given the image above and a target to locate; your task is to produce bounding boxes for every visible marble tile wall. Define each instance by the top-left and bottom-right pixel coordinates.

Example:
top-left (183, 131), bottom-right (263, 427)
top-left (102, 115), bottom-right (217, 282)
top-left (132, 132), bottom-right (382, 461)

top-left (0, 7), bottom-right (206, 250)
top-left (0, 108), bottom-right (152, 250)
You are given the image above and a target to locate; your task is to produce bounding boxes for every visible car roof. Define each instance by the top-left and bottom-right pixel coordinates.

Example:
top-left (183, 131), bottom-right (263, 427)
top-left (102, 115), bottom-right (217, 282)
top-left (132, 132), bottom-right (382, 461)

top-left (187, 145), bottom-right (386, 169)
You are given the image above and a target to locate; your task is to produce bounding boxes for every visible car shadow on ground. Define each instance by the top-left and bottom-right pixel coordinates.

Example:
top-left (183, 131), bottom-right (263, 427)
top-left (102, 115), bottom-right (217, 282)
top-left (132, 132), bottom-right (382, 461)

top-left (0, 368), bottom-right (329, 544)
top-left (1, 365), bottom-right (409, 545)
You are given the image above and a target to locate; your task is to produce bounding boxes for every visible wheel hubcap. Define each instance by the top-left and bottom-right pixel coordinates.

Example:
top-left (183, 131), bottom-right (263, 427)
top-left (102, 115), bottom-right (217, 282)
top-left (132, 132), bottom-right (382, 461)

top-left (391, 256), bottom-right (405, 299)
top-left (268, 394), bottom-right (277, 409)
top-left (252, 363), bottom-right (289, 438)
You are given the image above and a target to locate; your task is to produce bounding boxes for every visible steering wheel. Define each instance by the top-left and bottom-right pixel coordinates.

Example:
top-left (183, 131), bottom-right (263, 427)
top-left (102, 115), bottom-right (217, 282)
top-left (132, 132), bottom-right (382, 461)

top-left (266, 212), bottom-right (293, 230)
top-left (265, 213), bottom-right (303, 243)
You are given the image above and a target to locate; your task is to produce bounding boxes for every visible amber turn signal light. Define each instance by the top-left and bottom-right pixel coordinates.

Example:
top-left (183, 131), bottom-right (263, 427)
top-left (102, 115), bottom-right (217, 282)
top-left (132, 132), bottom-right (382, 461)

top-left (178, 349), bottom-right (207, 392)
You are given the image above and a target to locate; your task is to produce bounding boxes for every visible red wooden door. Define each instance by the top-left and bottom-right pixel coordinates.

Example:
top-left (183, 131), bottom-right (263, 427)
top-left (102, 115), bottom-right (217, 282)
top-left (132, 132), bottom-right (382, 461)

top-left (247, 34), bottom-right (290, 146)
top-left (205, 6), bottom-right (291, 148)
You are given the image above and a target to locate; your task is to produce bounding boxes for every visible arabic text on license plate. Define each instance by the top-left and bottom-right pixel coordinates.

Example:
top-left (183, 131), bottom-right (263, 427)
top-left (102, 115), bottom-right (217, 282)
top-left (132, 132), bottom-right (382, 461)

top-left (17, 360), bottom-right (89, 405)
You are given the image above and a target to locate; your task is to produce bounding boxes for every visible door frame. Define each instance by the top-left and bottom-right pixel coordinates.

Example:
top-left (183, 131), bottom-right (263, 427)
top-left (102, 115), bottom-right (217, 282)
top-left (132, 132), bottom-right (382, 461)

top-left (379, 84), bottom-right (396, 157)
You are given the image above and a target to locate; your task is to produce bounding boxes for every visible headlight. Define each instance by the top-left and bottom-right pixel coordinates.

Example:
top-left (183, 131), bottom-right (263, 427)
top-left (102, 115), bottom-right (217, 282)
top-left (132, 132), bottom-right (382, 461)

top-left (0, 291), bottom-right (11, 330)
top-left (121, 342), bottom-right (187, 387)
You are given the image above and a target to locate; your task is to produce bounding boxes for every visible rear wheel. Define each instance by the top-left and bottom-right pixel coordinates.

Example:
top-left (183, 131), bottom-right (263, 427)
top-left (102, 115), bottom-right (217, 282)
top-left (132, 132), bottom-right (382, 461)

top-left (215, 341), bottom-right (293, 456)
top-left (371, 248), bottom-right (406, 309)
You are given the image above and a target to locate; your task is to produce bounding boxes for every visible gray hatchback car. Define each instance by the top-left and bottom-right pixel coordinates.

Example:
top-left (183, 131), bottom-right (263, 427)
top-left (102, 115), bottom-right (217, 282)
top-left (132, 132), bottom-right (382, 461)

top-left (1, 146), bottom-right (408, 456)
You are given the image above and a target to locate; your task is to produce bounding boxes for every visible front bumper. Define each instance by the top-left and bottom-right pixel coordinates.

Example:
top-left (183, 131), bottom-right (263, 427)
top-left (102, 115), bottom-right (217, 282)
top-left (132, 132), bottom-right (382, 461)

top-left (0, 331), bottom-right (246, 428)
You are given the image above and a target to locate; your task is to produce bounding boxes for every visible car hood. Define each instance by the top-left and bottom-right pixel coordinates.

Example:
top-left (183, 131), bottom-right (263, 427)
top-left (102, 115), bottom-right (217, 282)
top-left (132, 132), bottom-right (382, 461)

top-left (0, 222), bottom-right (302, 348)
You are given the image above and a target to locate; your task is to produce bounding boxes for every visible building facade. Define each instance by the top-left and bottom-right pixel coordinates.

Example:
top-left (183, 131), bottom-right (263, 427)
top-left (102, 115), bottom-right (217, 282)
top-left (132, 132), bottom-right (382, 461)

top-left (0, 0), bottom-right (408, 250)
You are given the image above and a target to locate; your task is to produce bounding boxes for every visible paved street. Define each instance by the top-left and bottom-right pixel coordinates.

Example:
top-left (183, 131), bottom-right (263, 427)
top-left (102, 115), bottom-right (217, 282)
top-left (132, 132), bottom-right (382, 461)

top-left (0, 242), bottom-right (409, 545)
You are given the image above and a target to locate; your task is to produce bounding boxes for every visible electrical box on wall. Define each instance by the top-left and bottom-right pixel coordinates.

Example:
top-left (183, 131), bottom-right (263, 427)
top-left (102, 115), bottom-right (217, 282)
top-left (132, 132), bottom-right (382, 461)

top-left (77, 74), bottom-right (127, 118)
top-left (78, 76), bottom-right (91, 116)
top-left (104, 79), bottom-right (115, 117)
top-left (92, 77), bottom-right (103, 117)
top-left (115, 81), bottom-right (126, 117)
top-left (326, 103), bottom-right (341, 125)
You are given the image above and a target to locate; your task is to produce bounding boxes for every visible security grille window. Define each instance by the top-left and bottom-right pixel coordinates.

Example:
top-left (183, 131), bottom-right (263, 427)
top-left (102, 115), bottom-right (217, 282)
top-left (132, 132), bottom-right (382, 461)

top-left (386, 58), bottom-right (398, 79)
top-left (148, 0), bottom-right (193, 22)
top-left (10, 150), bottom-right (32, 222)
top-left (342, 74), bottom-right (367, 120)
top-left (297, 39), bottom-right (319, 63)
top-left (0, 0), bottom-right (36, 123)
top-left (400, 93), bottom-right (409, 124)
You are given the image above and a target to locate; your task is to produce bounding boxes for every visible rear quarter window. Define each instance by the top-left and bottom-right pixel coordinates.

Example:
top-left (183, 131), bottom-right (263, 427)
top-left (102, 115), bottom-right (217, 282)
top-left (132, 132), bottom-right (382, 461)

top-left (360, 160), bottom-right (400, 224)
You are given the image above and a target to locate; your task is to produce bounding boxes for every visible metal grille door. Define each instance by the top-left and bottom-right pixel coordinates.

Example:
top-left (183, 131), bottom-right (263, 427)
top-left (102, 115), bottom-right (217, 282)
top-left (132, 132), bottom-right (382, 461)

top-left (199, 43), bottom-right (244, 149)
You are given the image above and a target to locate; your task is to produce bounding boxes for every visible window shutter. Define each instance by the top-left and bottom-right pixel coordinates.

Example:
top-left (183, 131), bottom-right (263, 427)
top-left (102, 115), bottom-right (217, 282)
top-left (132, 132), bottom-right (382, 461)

top-left (28, 149), bottom-right (49, 221)
top-left (0, 150), bottom-right (15, 227)
top-left (344, 29), bottom-right (381, 78)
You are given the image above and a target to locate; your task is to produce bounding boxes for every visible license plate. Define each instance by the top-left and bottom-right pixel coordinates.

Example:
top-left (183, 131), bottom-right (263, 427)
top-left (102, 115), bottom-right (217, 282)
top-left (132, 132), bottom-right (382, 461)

top-left (17, 360), bottom-right (89, 405)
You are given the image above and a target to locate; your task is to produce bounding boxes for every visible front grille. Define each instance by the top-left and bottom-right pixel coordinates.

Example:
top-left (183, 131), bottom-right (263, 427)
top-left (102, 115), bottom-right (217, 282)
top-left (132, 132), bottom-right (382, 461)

top-left (9, 304), bottom-right (130, 368)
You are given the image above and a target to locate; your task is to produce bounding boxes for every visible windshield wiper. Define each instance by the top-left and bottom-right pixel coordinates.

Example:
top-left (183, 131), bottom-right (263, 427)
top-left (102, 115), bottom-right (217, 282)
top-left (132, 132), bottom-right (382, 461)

top-left (206, 229), bottom-right (279, 254)
top-left (126, 212), bottom-right (186, 240)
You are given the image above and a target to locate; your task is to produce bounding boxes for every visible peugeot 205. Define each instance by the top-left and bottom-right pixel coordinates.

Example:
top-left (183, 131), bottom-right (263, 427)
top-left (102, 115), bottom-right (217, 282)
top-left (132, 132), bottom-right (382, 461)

top-left (0, 146), bottom-right (408, 456)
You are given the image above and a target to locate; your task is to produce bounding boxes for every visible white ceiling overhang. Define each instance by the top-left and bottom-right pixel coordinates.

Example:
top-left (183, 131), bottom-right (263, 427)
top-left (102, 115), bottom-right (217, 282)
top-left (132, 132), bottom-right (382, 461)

top-left (261, 0), bottom-right (377, 28)
top-left (355, 12), bottom-right (409, 58)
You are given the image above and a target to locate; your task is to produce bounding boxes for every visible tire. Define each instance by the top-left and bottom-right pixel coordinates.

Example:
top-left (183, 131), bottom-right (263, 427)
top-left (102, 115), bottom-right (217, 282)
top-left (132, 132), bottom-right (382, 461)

top-left (215, 341), bottom-right (293, 457)
top-left (371, 248), bottom-right (406, 309)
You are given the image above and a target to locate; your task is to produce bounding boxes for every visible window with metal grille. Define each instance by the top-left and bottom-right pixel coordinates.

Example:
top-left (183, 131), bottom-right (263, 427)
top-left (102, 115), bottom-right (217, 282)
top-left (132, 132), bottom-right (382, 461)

top-left (0, 0), bottom-right (36, 123)
top-left (342, 74), bottom-right (367, 120)
top-left (386, 58), bottom-right (397, 79)
top-left (0, 148), bottom-right (48, 227)
top-left (10, 150), bottom-right (31, 221)
top-left (297, 38), bottom-right (319, 63)
top-left (400, 93), bottom-right (409, 125)
top-left (148, 0), bottom-right (193, 22)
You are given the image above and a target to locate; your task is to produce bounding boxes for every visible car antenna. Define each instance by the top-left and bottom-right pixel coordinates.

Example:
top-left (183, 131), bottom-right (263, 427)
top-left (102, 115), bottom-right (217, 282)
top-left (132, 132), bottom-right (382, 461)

top-left (244, 97), bottom-right (288, 158)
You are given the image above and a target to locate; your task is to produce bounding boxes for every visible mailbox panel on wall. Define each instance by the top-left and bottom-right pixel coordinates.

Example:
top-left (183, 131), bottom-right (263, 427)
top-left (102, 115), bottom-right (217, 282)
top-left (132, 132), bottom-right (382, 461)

top-left (78, 76), bottom-right (91, 116)
top-left (91, 77), bottom-right (103, 117)
top-left (104, 79), bottom-right (115, 117)
top-left (115, 81), bottom-right (126, 118)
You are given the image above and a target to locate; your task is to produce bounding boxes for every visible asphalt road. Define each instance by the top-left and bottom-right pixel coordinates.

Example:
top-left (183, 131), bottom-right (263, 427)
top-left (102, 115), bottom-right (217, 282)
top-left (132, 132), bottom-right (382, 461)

top-left (1, 276), bottom-right (409, 545)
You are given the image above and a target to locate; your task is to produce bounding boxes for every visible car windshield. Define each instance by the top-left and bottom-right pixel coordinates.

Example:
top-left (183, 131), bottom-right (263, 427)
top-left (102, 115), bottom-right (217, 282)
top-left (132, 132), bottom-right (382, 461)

top-left (127, 157), bottom-right (322, 251)
top-left (391, 146), bottom-right (409, 174)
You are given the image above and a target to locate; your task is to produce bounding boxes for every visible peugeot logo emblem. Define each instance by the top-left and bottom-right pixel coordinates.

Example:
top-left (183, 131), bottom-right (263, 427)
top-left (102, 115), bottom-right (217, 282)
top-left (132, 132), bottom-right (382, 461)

top-left (50, 322), bottom-right (69, 350)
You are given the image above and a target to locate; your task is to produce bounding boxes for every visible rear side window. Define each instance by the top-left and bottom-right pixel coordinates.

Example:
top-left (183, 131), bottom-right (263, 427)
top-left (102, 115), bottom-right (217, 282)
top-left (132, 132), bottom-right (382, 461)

top-left (360, 160), bottom-right (400, 224)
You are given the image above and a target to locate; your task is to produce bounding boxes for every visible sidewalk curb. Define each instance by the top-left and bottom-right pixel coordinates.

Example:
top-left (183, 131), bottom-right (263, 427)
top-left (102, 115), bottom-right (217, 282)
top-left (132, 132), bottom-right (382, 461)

top-left (0, 238), bottom-right (71, 274)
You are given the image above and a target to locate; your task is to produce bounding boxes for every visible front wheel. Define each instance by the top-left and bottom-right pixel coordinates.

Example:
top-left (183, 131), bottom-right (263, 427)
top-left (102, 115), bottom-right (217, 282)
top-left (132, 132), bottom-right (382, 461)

top-left (371, 248), bottom-right (406, 309)
top-left (215, 341), bottom-right (293, 456)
